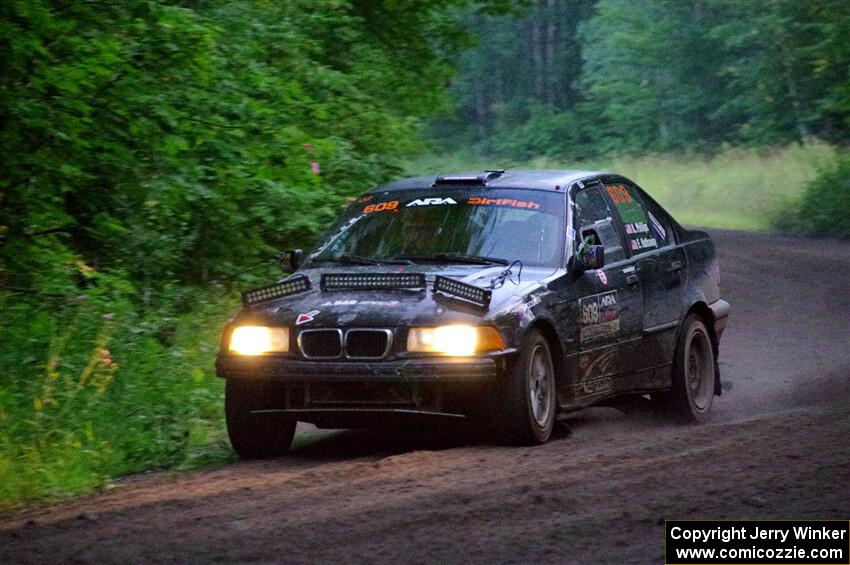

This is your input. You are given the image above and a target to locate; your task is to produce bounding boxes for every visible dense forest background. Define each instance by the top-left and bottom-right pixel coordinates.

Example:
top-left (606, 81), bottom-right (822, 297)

top-left (437, 0), bottom-right (850, 157)
top-left (1, 0), bottom-right (848, 506)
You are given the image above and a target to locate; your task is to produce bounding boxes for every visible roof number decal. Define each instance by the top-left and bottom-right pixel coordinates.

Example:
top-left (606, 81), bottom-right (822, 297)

top-left (363, 201), bottom-right (399, 214)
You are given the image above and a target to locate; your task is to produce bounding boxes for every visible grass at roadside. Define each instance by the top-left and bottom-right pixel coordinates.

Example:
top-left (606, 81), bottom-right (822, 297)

top-left (0, 290), bottom-right (238, 510)
top-left (405, 143), bottom-right (840, 232)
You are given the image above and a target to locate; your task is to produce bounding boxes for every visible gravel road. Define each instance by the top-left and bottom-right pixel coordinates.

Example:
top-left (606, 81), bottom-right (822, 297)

top-left (2, 230), bottom-right (849, 564)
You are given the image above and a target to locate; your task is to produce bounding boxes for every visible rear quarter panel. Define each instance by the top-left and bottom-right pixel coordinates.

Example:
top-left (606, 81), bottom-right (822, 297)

top-left (681, 229), bottom-right (721, 315)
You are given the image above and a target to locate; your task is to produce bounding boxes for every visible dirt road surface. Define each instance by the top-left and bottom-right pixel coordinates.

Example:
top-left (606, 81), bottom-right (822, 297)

top-left (2, 230), bottom-right (849, 564)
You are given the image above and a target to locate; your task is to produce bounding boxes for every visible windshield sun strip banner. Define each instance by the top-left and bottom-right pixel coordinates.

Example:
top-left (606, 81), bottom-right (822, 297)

top-left (433, 275), bottom-right (492, 308)
top-left (357, 193), bottom-right (551, 215)
top-left (320, 273), bottom-right (426, 291)
top-left (242, 274), bottom-right (311, 306)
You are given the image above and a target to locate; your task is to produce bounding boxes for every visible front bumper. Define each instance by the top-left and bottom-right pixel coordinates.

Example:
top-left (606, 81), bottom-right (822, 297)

top-left (215, 354), bottom-right (504, 383)
top-left (217, 354), bottom-right (510, 423)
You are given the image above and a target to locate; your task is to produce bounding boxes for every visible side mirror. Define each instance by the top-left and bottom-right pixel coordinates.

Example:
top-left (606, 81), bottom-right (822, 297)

top-left (279, 249), bottom-right (303, 272)
top-left (583, 244), bottom-right (605, 270)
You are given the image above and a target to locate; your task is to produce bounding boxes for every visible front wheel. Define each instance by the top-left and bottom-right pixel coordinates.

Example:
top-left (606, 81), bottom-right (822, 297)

top-left (656, 314), bottom-right (716, 422)
top-left (492, 329), bottom-right (557, 445)
top-left (226, 379), bottom-right (296, 459)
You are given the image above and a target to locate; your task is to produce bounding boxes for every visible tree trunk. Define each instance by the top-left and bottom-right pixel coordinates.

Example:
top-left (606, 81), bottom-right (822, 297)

top-left (495, 69), bottom-right (505, 130)
top-left (475, 87), bottom-right (487, 142)
top-left (781, 48), bottom-right (809, 141)
top-left (545, 0), bottom-right (556, 105)
top-left (532, 1), bottom-right (543, 100)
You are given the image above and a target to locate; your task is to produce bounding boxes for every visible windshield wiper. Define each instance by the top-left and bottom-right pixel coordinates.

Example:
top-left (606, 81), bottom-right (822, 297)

top-left (394, 253), bottom-right (509, 266)
top-left (312, 254), bottom-right (411, 266)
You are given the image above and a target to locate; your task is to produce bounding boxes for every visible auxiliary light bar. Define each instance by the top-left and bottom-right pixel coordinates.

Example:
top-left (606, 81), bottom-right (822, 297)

top-left (321, 273), bottom-right (426, 291)
top-left (241, 274), bottom-right (311, 306)
top-left (433, 275), bottom-right (492, 308)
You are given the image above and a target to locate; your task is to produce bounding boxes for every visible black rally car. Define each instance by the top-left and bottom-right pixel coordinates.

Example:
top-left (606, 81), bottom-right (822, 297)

top-left (216, 170), bottom-right (730, 458)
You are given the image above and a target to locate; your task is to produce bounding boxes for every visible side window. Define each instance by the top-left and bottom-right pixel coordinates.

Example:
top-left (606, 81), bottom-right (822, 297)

top-left (638, 191), bottom-right (675, 248)
top-left (574, 186), bottom-right (626, 264)
top-left (605, 183), bottom-right (661, 255)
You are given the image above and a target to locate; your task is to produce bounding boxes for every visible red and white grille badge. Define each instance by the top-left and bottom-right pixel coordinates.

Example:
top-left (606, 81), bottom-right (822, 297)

top-left (295, 309), bottom-right (320, 325)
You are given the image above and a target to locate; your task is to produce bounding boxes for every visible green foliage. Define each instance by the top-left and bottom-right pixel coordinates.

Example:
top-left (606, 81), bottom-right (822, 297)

top-left (579, 0), bottom-right (734, 152)
top-left (0, 285), bottom-right (238, 507)
top-left (430, 0), bottom-right (595, 150)
top-left (0, 0), bottom-right (511, 506)
top-left (777, 155), bottom-right (850, 238)
top-left (487, 103), bottom-right (585, 160)
top-left (434, 0), bottom-right (850, 158)
top-left (0, 0), bottom-right (445, 292)
top-left (706, 0), bottom-right (850, 145)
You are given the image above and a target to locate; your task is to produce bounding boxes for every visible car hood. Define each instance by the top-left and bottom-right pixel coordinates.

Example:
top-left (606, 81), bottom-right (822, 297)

top-left (234, 263), bottom-right (558, 328)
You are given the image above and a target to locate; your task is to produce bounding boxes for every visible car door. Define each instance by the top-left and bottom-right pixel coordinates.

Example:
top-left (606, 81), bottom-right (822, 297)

top-left (566, 182), bottom-right (644, 402)
top-left (604, 180), bottom-right (685, 384)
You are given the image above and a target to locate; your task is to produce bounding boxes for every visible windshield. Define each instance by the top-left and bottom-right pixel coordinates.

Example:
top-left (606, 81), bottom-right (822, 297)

top-left (309, 188), bottom-right (566, 267)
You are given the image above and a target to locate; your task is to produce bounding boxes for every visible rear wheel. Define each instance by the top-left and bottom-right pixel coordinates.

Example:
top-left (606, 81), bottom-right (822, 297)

top-left (492, 329), bottom-right (557, 445)
top-left (226, 379), bottom-right (296, 459)
top-left (656, 314), bottom-right (716, 422)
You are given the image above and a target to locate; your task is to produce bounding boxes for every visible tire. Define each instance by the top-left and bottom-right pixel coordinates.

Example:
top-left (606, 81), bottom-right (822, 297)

top-left (225, 379), bottom-right (296, 459)
top-left (656, 314), bottom-right (716, 422)
top-left (492, 329), bottom-right (557, 445)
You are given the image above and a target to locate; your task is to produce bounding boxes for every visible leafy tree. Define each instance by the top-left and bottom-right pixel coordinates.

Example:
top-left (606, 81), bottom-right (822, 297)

top-left (709, 0), bottom-right (850, 145)
top-left (0, 0), bottom-right (514, 504)
top-left (431, 0), bottom-right (595, 150)
top-left (779, 154), bottom-right (850, 238)
top-left (579, 0), bottom-right (732, 153)
top-left (0, 0), bottom-right (501, 296)
top-left (433, 0), bottom-right (850, 157)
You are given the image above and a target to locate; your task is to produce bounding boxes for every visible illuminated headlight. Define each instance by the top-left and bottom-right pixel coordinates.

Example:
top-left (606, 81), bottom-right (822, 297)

top-left (229, 326), bottom-right (289, 355)
top-left (406, 325), bottom-right (505, 356)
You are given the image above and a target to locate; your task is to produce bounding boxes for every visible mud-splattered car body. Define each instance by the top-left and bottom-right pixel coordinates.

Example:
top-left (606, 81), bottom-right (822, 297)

top-left (216, 170), bottom-right (730, 451)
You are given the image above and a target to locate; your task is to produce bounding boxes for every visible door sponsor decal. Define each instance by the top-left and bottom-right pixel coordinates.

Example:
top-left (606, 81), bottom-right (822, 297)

top-left (295, 309), bottom-right (320, 325)
top-left (577, 349), bottom-right (615, 395)
top-left (579, 290), bottom-right (620, 343)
